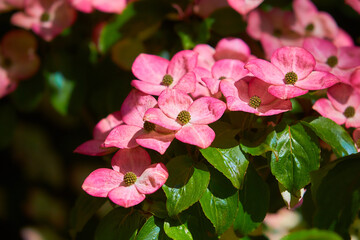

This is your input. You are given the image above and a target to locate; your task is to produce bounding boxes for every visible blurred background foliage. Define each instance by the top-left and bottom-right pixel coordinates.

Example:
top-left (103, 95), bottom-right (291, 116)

top-left (0, 0), bottom-right (359, 239)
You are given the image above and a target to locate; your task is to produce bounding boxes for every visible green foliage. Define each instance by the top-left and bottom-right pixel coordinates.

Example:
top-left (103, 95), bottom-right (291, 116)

top-left (281, 229), bottom-right (342, 240)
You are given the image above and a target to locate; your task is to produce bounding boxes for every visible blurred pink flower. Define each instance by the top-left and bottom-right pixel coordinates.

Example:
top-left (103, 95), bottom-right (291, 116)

top-left (82, 147), bottom-right (168, 208)
top-left (346, 0), bottom-right (360, 14)
top-left (70, 0), bottom-right (127, 13)
top-left (227, 0), bottom-right (263, 16)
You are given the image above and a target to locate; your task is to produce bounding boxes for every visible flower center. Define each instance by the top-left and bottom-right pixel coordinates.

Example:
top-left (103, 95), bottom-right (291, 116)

top-left (219, 76), bottom-right (226, 80)
top-left (40, 12), bottom-right (50, 22)
top-left (284, 71), bottom-right (298, 84)
top-left (123, 172), bottom-right (137, 186)
top-left (326, 56), bottom-right (338, 68)
top-left (162, 74), bottom-right (173, 86)
top-left (305, 23), bottom-right (314, 32)
top-left (343, 106), bottom-right (355, 118)
top-left (273, 28), bottom-right (282, 37)
top-left (143, 121), bottom-right (155, 132)
top-left (1, 57), bottom-right (12, 69)
top-left (249, 95), bottom-right (261, 109)
top-left (177, 110), bottom-right (191, 125)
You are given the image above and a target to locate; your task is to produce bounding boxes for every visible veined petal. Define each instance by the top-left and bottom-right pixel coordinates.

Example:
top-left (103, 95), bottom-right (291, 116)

top-left (108, 185), bottom-right (145, 208)
top-left (135, 163), bottom-right (168, 194)
top-left (202, 77), bottom-right (220, 95)
top-left (173, 71), bottom-right (196, 93)
top-left (175, 124), bottom-right (215, 149)
top-left (131, 79), bottom-right (166, 96)
top-left (268, 85), bottom-right (308, 99)
top-left (327, 83), bottom-right (360, 112)
top-left (82, 168), bottom-right (123, 198)
top-left (111, 147), bottom-right (151, 176)
top-left (74, 140), bottom-right (116, 156)
top-left (158, 89), bottom-right (193, 119)
top-left (188, 97), bottom-right (226, 125)
top-left (143, 108), bottom-right (182, 131)
top-left (295, 71), bottom-right (338, 90)
top-left (257, 99), bottom-right (292, 116)
top-left (212, 59), bottom-right (248, 81)
top-left (131, 53), bottom-right (168, 83)
top-left (227, 0), bottom-right (264, 15)
top-left (168, 50), bottom-right (198, 81)
top-left (303, 37), bottom-right (337, 63)
top-left (313, 98), bottom-right (346, 125)
top-left (245, 59), bottom-right (284, 85)
top-left (136, 131), bottom-right (175, 155)
top-left (193, 44), bottom-right (215, 70)
top-left (214, 37), bottom-right (251, 62)
top-left (103, 125), bottom-right (143, 149)
top-left (93, 111), bottom-right (123, 140)
top-left (337, 46), bottom-right (360, 69)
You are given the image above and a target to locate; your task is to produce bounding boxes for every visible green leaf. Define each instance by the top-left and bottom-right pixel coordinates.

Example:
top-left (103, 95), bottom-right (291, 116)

top-left (311, 153), bottom-right (360, 239)
top-left (164, 217), bottom-right (194, 240)
top-left (200, 146), bottom-right (249, 189)
top-left (281, 229), bottom-right (342, 240)
top-left (240, 130), bottom-right (277, 156)
top-left (95, 208), bottom-right (145, 240)
top-left (199, 167), bottom-right (238, 235)
top-left (69, 192), bottom-right (106, 238)
top-left (136, 216), bottom-right (170, 240)
top-left (270, 123), bottom-right (320, 194)
top-left (162, 155), bottom-right (210, 217)
top-left (233, 164), bottom-right (269, 236)
top-left (301, 117), bottom-right (357, 158)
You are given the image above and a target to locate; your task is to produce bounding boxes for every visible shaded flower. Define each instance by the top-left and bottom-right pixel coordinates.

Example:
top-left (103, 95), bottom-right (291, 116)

top-left (70, 0), bottom-right (128, 13)
top-left (353, 128), bottom-right (360, 152)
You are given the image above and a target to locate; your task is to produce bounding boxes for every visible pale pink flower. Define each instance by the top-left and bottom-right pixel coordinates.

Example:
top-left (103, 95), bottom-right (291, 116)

top-left (303, 37), bottom-right (360, 84)
top-left (191, 66), bottom-right (212, 99)
top-left (103, 90), bottom-right (175, 155)
top-left (11, 0), bottom-right (77, 41)
top-left (333, 28), bottom-right (354, 47)
top-left (144, 89), bottom-right (226, 148)
top-left (353, 128), bottom-right (360, 151)
top-left (70, 0), bottom-right (127, 13)
top-left (227, 0), bottom-right (263, 16)
top-left (131, 50), bottom-right (198, 96)
top-left (74, 111), bottom-right (123, 156)
top-left (82, 147), bottom-right (168, 208)
top-left (220, 77), bottom-right (292, 115)
top-left (350, 68), bottom-right (360, 93)
top-left (313, 83), bottom-right (360, 128)
top-left (346, 0), bottom-right (360, 14)
top-left (245, 46), bottom-right (338, 99)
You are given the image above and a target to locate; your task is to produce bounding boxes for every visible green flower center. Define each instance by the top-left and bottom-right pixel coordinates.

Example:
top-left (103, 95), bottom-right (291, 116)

top-left (219, 76), bottom-right (226, 80)
top-left (143, 121), bottom-right (155, 132)
top-left (123, 172), bottom-right (137, 186)
top-left (305, 23), bottom-right (314, 32)
top-left (273, 28), bottom-right (282, 37)
top-left (249, 95), bottom-right (261, 109)
top-left (343, 106), bottom-right (355, 118)
top-left (162, 74), bottom-right (173, 86)
top-left (284, 71), bottom-right (298, 84)
top-left (177, 110), bottom-right (191, 125)
top-left (326, 55), bottom-right (338, 68)
top-left (40, 12), bottom-right (50, 22)
top-left (1, 57), bottom-right (12, 69)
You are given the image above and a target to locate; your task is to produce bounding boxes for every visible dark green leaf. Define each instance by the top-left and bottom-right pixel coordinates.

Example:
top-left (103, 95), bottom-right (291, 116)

top-left (234, 164), bottom-right (269, 236)
top-left (162, 155), bottom-right (210, 217)
top-left (301, 117), bottom-right (357, 158)
top-left (136, 216), bottom-right (170, 240)
top-left (270, 123), bottom-right (320, 194)
top-left (281, 229), bottom-right (342, 240)
top-left (199, 167), bottom-right (238, 235)
top-left (200, 145), bottom-right (248, 189)
top-left (95, 208), bottom-right (145, 240)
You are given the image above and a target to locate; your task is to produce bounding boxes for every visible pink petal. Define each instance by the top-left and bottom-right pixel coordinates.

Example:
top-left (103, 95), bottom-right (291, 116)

top-left (248, 78), bottom-right (277, 105)
top-left (103, 125), bottom-right (143, 149)
top-left (202, 77), bottom-right (220, 95)
top-left (135, 163), bottom-right (168, 194)
top-left (143, 108), bottom-right (182, 131)
top-left (93, 0), bottom-right (127, 13)
top-left (108, 185), bottom-right (146, 208)
top-left (268, 85), bottom-right (308, 99)
top-left (136, 131), bottom-right (175, 155)
top-left (0, 70), bottom-right (17, 98)
top-left (345, 108), bottom-right (360, 128)
top-left (193, 44), bottom-right (215, 70)
top-left (10, 12), bottom-right (35, 29)
top-left (82, 168), bottom-right (123, 198)
top-left (295, 71), bottom-right (338, 90)
top-left (188, 97), bottom-right (226, 125)
top-left (313, 98), bottom-right (346, 125)
top-left (293, 0), bottom-right (318, 27)
top-left (121, 89), bottom-right (157, 127)
top-left (167, 50), bottom-right (198, 82)
top-left (214, 37), bottom-right (251, 62)
top-left (270, 47), bottom-right (315, 80)
top-left (71, 0), bottom-right (93, 13)
top-left (158, 89), bottom-right (193, 119)
top-left (245, 59), bottom-right (284, 85)
top-left (131, 53), bottom-right (169, 83)
top-left (175, 124), bottom-right (215, 149)
top-left (333, 28), bottom-right (354, 47)
top-left (74, 140), bottom-right (116, 156)
top-left (173, 71), bottom-right (196, 93)
top-left (111, 147), bottom-right (151, 176)
top-left (211, 59), bottom-right (248, 81)
top-left (93, 111), bottom-right (123, 140)
top-left (337, 47), bottom-right (360, 69)
top-left (327, 83), bottom-right (360, 112)
top-left (302, 37), bottom-right (337, 63)
top-left (353, 128), bottom-right (360, 142)
top-left (227, 0), bottom-right (264, 15)
top-left (131, 79), bottom-right (167, 96)
top-left (257, 99), bottom-right (292, 116)
top-left (246, 10), bottom-right (262, 40)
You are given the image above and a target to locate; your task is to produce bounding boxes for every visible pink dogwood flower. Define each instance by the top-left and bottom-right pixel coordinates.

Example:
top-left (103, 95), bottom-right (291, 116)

top-left (82, 147), bottom-right (168, 208)
top-left (70, 0), bottom-right (127, 13)
top-left (131, 50), bottom-right (198, 96)
top-left (193, 0), bottom-right (229, 18)
top-left (346, 0), bottom-right (360, 14)
top-left (350, 68), bottom-right (360, 93)
top-left (353, 128), bottom-right (360, 151)
top-left (313, 83), bottom-right (360, 128)
top-left (220, 77), bottom-right (292, 115)
top-left (103, 90), bottom-right (175, 155)
top-left (227, 0), bottom-right (263, 16)
top-left (74, 111), bottom-right (123, 156)
top-left (245, 46), bottom-right (338, 99)
top-left (11, 0), bottom-right (77, 41)
top-left (303, 37), bottom-right (360, 84)
top-left (144, 89), bottom-right (226, 148)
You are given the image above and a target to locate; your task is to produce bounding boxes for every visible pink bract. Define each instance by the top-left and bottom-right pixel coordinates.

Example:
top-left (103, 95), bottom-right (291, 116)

top-left (131, 50), bottom-right (198, 96)
top-left (351, 68), bottom-right (360, 93)
top-left (193, 0), bottom-right (228, 18)
top-left (82, 147), bottom-right (168, 208)
top-left (70, 0), bottom-right (127, 13)
top-left (245, 46), bottom-right (338, 99)
top-left (103, 90), bottom-right (175, 155)
top-left (346, 0), bottom-right (360, 14)
top-left (353, 128), bottom-right (360, 151)
top-left (220, 77), bottom-right (292, 116)
top-left (11, 0), bottom-right (77, 41)
top-left (144, 89), bottom-right (226, 148)
top-left (74, 111), bottom-right (123, 156)
top-left (313, 83), bottom-right (360, 128)
top-left (227, 0), bottom-right (263, 16)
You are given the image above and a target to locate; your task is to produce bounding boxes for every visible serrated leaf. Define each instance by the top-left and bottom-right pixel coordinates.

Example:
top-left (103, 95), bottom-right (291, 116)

top-left (270, 123), bottom-right (320, 194)
top-left (233, 164), bottom-right (269, 236)
top-left (199, 167), bottom-right (238, 235)
top-left (95, 208), bottom-right (145, 240)
top-left (162, 155), bottom-right (210, 217)
top-left (301, 117), bottom-right (357, 158)
top-left (164, 217), bottom-right (193, 240)
top-left (200, 146), bottom-right (248, 189)
top-left (136, 216), bottom-right (170, 240)
top-left (281, 229), bottom-right (342, 240)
